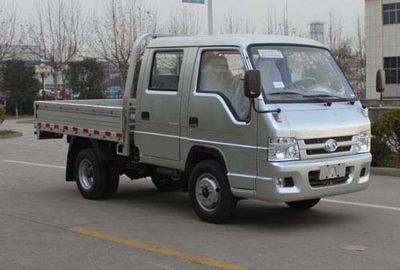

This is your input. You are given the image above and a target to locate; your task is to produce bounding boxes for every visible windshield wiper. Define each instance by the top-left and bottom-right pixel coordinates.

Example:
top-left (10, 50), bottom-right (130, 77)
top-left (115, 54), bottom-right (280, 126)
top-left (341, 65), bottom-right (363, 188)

top-left (269, 90), bottom-right (305, 96)
top-left (269, 90), bottom-right (333, 105)
top-left (306, 94), bottom-right (355, 105)
top-left (268, 90), bottom-right (353, 106)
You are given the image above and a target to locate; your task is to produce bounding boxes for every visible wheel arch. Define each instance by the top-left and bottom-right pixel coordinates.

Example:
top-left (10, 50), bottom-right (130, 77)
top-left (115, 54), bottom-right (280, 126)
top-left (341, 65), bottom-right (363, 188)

top-left (66, 136), bottom-right (115, 182)
top-left (182, 145), bottom-right (228, 191)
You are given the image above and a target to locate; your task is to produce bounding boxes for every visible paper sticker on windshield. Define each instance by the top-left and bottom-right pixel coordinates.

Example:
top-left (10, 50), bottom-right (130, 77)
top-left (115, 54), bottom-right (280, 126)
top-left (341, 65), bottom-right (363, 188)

top-left (273, 81), bottom-right (285, 88)
top-left (258, 49), bottom-right (284, 59)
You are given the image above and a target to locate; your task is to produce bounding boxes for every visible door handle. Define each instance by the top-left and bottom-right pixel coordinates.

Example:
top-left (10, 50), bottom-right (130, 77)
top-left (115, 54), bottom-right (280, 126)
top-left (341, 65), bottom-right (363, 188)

top-left (189, 117), bottom-right (198, 128)
top-left (141, 111), bottom-right (150, 120)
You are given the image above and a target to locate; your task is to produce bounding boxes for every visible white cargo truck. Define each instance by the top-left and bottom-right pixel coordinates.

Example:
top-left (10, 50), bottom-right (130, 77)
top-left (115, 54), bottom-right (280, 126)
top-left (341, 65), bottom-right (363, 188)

top-left (34, 34), bottom-right (372, 223)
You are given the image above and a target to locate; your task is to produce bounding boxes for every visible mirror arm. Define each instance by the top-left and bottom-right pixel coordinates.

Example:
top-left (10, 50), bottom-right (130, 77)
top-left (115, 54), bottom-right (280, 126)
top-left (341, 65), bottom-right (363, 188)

top-left (251, 99), bottom-right (281, 114)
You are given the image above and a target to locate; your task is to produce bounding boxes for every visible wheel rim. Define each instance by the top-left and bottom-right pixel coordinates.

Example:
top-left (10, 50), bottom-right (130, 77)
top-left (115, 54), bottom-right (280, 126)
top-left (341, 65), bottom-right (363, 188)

top-left (195, 173), bottom-right (220, 212)
top-left (79, 159), bottom-right (94, 190)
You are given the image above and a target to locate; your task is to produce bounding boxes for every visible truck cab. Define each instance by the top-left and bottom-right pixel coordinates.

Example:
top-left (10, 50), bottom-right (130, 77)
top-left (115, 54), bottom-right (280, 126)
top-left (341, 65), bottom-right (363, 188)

top-left (34, 34), bottom-right (371, 223)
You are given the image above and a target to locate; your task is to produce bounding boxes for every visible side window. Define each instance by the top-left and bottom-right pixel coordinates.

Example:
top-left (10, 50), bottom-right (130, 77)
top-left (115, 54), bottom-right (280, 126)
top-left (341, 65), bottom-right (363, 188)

top-left (150, 51), bottom-right (183, 91)
top-left (197, 50), bottom-right (250, 121)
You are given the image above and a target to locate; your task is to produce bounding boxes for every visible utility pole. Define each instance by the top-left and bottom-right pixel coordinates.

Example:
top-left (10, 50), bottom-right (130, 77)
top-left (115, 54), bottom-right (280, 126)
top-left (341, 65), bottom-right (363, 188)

top-left (208, 0), bottom-right (214, 35)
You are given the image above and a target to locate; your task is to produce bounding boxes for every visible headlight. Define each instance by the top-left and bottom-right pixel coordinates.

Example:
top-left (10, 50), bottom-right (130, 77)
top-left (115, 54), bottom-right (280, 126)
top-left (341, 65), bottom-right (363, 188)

top-left (268, 137), bottom-right (300, 161)
top-left (355, 132), bottom-right (370, 153)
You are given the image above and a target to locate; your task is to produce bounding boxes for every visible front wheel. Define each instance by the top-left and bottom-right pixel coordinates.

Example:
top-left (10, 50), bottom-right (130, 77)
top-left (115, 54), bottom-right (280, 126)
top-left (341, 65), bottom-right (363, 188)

top-left (286, 199), bottom-right (321, 210)
top-left (189, 160), bottom-right (236, 224)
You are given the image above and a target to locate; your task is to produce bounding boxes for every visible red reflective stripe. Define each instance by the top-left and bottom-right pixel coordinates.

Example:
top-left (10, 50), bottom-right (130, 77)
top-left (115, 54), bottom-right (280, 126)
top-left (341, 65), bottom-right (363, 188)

top-left (116, 133), bottom-right (123, 139)
top-left (63, 126), bottom-right (68, 131)
top-left (54, 124), bottom-right (59, 129)
top-left (45, 123), bottom-right (50, 128)
top-left (105, 131), bottom-right (112, 137)
top-left (94, 130), bottom-right (100, 135)
top-left (36, 122), bottom-right (42, 127)
top-left (83, 128), bottom-right (89, 134)
top-left (72, 127), bottom-right (78, 132)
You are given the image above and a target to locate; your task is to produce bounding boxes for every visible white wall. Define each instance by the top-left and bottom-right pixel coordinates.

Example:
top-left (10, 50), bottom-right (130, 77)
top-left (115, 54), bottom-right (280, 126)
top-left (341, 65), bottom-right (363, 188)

top-left (365, 0), bottom-right (400, 99)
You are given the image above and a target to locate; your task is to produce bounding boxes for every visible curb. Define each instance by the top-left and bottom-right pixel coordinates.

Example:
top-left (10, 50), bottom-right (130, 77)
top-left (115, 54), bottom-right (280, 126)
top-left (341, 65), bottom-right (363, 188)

top-left (371, 167), bottom-right (400, 177)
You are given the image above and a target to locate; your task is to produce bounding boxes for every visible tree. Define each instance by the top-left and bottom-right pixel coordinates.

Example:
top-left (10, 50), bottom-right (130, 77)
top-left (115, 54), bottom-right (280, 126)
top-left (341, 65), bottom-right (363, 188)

top-left (264, 8), bottom-right (279, 35)
top-left (65, 59), bottom-right (105, 100)
top-left (264, 1), bottom-right (304, 36)
top-left (282, 0), bottom-right (289, 36)
top-left (0, 3), bottom-right (17, 62)
top-left (29, 0), bottom-right (86, 92)
top-left (91, 0), bottom-right (157, 87)
top-left (220, 11), bottom-right (255, 34)
top-left (0, 105), bottom-right (5, 124)
top-left (327, 13), bottom-right (349, 53)
top-left (326, 13), bottom-right (365, 98)
top-left (354, 16), bottom-right (366, 99)
top-left (0, 60), bottom-right (40, 117)
top-left (165, 8), bottom-right (200, 35)
top-left (221, 12), bottom-right (239, 34)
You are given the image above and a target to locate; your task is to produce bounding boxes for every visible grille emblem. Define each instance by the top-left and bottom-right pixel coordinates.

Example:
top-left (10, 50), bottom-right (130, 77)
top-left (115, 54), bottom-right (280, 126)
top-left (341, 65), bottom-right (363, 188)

top-left (324, 139), bottom-right (338, 153)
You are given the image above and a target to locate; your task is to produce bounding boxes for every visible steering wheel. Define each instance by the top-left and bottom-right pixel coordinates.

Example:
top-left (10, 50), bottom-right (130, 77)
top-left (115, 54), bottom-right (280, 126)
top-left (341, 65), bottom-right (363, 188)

top-left (293, 77), bottom-right (319, 89)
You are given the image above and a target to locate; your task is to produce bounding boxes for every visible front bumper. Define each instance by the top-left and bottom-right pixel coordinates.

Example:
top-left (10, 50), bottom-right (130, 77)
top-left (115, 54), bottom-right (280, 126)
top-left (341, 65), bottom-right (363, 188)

top-left (233, 153), bottom-right (371, 202)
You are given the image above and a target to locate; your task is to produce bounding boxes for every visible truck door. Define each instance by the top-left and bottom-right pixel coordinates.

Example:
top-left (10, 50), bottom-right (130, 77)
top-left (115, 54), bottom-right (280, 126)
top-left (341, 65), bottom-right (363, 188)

top-left (135, 49), bottom-right (186, 161)
top-left (187, 48), bottom-right (258, 190)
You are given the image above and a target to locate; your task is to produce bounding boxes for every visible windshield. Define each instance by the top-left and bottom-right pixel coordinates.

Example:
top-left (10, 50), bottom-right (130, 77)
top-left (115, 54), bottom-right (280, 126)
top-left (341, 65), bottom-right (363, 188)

top-left (249, 45), bottom-right (356, 102)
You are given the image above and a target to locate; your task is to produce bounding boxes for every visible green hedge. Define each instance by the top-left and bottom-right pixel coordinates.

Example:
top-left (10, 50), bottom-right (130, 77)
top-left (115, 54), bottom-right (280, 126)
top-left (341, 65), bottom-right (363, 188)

top-left (371, 109), bottom-right (400, 168)
top-left (0, 105), bottom-right (5, 124)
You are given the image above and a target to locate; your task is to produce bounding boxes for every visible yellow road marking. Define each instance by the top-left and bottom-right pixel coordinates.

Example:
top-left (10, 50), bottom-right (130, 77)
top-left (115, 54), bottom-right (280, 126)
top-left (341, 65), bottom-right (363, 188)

top-left (71, 227), bottom-right (248, 270)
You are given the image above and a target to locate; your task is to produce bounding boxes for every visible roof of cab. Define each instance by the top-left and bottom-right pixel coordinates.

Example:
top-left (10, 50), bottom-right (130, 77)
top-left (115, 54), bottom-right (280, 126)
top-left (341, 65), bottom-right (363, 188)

top-left (147, 34), bottom-right (328, 50)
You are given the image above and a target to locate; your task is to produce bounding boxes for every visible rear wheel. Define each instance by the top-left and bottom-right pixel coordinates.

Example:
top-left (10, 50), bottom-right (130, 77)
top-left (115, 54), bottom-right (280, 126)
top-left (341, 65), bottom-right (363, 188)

top-left (286, 199), bottom-right (321, 210)
top-left (189, 160), bottom-right (236, 224)
top-left (75, 148), bottom-right (118, 199)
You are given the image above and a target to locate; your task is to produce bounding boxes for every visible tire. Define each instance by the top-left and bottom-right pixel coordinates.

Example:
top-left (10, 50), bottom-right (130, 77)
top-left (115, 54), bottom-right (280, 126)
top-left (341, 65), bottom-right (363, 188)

top-left (286, 199), bottom-right (321, 210)
top-left (151, 175), bottom-right (181, 192)
top-left (74, 148), bottom-right (108, 200)
top-left (188, 160), bottom-right (236, 224)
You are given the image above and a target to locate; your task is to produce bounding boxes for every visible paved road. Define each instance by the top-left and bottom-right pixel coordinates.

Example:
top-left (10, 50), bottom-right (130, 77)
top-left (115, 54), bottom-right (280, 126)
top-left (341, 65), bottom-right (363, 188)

top-left (1, 119), bottom-right (400, 270)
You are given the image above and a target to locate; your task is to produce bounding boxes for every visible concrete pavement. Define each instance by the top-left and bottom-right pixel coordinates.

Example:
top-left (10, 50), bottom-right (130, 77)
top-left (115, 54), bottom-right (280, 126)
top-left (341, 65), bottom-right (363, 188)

top-left (1, 119), bottom-right (400, 270)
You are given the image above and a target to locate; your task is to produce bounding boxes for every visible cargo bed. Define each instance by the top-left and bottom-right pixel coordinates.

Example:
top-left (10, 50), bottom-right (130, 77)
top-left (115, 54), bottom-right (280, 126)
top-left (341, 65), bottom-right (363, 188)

top-left (34, 99), bottom-right (133, 143)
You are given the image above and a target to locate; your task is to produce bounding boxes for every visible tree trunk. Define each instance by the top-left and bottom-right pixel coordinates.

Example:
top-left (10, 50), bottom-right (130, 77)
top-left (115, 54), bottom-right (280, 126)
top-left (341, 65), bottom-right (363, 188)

top-left (52, 69), bottom-right (58, 99)
top-left (15, 101), bottom-right (19, 118)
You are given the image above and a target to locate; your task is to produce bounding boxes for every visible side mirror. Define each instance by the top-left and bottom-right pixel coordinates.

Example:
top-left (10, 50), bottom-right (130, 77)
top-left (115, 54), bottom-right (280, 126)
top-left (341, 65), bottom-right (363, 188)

top-left (376, 69), bottom-right (386, 93)
top-left (244, 70), bottom-right (261, 98)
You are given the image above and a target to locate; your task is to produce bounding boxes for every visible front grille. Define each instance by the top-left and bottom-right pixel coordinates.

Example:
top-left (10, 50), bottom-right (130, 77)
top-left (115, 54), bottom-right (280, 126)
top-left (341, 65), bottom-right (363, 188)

top-left (300, 135), bottom-right (355, 159)
top-left (306, 146), bottom-right (351, 155)
top-left (309, 167), bottom-right (351, 187)
top-left (304, 136), bottom-right (353, 145)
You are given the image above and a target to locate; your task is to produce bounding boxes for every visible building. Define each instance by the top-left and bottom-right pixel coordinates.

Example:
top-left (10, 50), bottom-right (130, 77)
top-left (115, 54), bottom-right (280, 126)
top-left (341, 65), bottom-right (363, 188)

top-left (366, 0), bottom-right (400, 99)
top-left (309, 21), bottom-right (325, 44)
top-left (2, 45), bottom-right (41, 65)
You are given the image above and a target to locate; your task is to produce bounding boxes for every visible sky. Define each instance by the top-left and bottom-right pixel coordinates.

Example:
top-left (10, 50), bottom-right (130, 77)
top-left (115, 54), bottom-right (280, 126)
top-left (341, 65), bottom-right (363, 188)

top-left (17, 0), bottom-right (365, 37)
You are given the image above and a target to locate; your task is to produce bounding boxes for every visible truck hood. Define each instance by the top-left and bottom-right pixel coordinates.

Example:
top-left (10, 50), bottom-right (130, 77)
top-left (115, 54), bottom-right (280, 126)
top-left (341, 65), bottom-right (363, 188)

top-left (265, 102), bottom-right (370, 138)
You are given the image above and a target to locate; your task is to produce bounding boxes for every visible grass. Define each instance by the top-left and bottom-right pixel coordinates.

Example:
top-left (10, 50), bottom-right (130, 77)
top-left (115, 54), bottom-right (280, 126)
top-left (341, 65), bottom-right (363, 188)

top-left (0, 130), bottom-right (23, 139)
